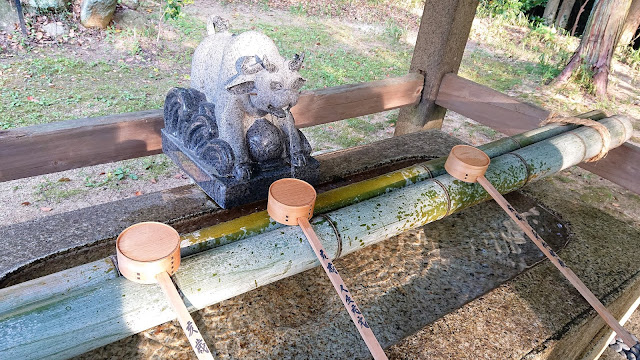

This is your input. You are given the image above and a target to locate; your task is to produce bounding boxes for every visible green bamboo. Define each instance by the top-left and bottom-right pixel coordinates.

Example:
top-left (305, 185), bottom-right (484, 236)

top-left (0, 115), bottom-right (630, 360)
top-left (0, 111), bottom-right (610, 324)
top-left (179, 110), bottom-right (607, 255)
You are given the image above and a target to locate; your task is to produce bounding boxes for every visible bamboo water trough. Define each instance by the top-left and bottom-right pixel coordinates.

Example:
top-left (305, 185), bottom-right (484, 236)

top-left (0, 115), bottom-right (632, 359)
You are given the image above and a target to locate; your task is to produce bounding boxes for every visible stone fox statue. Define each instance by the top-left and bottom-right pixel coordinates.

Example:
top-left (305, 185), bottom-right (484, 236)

top-left (190, 16), bottom-right (309, 180)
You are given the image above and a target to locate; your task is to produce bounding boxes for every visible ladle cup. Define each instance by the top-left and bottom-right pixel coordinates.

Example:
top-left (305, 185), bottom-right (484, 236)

top-left (267, 178), bottom-right (388, 360)
top-left (116, 222), bottom-right (214, 359)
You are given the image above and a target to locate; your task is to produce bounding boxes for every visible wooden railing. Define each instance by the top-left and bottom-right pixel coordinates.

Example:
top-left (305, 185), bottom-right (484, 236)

top-left (0, 74), bottom-right (423, 182)
top-left (1, 72), bottom-right (637, 194)
top-left (436, 73), bottom-right (640, 194)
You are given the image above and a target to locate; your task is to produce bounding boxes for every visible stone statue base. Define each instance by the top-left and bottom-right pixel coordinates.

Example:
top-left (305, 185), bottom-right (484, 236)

top-left (162, 130), bottom-right (319, 209)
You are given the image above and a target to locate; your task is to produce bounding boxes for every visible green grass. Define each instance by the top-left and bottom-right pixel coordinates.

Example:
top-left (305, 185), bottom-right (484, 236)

top-left (459, 49), bottom-right (525, 92)
top-left (246, 22), bottom-right (411, 89)
top-left (34, 178), bottom-right (88, 203)
top-left (169, 14), bottom-right (207, 38)
top-left (0, 57), bottom-right (186, 128)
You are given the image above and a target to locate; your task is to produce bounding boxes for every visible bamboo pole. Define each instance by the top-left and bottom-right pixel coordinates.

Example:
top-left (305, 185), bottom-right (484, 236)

top-left (178, 110), bottom-right (608, 255)
top-left (0, 115), bottom-right (631, 360)
top-left (0, 112), bottom-right (608, 318)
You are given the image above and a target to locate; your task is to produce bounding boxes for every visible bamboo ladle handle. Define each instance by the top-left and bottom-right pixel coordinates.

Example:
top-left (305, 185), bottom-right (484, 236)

top-left (445, 145), bottom-right (638, 347)
top-left (267, 178), bottom-right (388, 360)
top-left (116, 222), bottom-right (214, 360)
top-left (156, 272), bottom-right (214, 360)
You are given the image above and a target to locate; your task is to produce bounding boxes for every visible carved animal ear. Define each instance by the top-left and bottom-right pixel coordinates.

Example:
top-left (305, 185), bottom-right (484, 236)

top-left (289, 53), bottom-right (305, 71)
top-left (291, 77), bottom-right (306, 90)
top-left (239, 56), bottom-right (264, 75)
top-left (262, 55), bottom-right (278, 73)
top-left (226, 77), bottom-right (255, 95)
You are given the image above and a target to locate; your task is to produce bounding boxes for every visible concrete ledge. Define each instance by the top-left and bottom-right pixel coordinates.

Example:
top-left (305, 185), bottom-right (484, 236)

top-left (4, 130), bottom-right (639, 359)
top-left (0, 130), bottom-right (460, 287)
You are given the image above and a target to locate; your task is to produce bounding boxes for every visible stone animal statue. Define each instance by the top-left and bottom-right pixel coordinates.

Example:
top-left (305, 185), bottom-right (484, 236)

top-left (190, 16), bottom-right (310, 180)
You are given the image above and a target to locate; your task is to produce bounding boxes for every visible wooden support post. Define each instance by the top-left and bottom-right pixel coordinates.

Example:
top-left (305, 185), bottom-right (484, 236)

top-left (394, 0), bottom-right (479, 135)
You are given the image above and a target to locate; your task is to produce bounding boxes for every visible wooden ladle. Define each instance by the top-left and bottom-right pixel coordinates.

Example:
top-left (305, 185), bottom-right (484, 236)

top-left (445, 145), bottom-right (638, 347)
top-left (116, 222), bottom-right (214, 359)
top-left (267, 178), bottom-right (388, 360)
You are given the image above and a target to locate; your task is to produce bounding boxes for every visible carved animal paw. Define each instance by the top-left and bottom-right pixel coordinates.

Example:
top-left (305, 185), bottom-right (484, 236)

top-left (233, 163), bottom-right (252, 180)
top-left (291, 152), bottom-right (308, 167)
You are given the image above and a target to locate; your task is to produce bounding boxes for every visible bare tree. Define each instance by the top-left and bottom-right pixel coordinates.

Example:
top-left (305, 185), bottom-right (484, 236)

top-left (543, 0), bottom-right (562, 25)
top-left (554, 0), bottom-right (633, 97)
top-left (619, 0), bottom-right (640, 47)
top-left (556, 0), bottom-right (577, 29)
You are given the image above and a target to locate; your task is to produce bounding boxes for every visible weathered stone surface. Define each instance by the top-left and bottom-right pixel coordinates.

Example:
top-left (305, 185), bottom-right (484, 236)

top-left (120, 0), bottom-right (138, 9)
top-left (0, 1), bottom-right (19, 32)
top-left (112, 9), bottom-right (146, 30)
top-left (24, 0), bottom-right (66, 10)
top-left (0, 130), bottom-right (461, 286)
top-left (80, 0), bottom-right (117, 29)
top-left (164, 22), bottom-right (315, 208)
top-left (188, 17), bottom-right (310, 182)
top-left (42, 22), bottom-right (68, 37)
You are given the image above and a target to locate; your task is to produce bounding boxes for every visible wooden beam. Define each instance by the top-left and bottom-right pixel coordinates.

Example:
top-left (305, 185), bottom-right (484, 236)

top-left (0, 74), bottom-right (423, 182)
top-left (292, 73), bottom-right (423, 128)
top-left (436, 73), bottom-right (550, 134)
top-left (580, 143), bottom-right (640, 195)
top-left (436, 73), bottom-right (640, 194)
top-left (0, 110), bottom-right (165, 182)
top-left (394, 0), bottom-right (479, 135)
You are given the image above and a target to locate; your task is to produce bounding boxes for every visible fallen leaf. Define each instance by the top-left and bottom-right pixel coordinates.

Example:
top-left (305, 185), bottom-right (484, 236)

top-left (612, 203), bottom-right (620, 207)
top-left (40, 207), bottom-right (53, 212)
top-left (134, 191), bottom-right (143, 196)
top-left (21, 201), bottom-right (31, 206)
top-left (99, 172), bottom-right (106, 175)
top-left (58, 177), bottom-right (71, 182)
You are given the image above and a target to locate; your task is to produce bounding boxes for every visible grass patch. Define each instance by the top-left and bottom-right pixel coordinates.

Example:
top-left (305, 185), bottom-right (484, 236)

top-left (34, 178), bottom-right (87, 203)
top-left (0, 56), bottom-right (186, 129)
top-left (140, 155), bottom-right (175, 180)
top-left (246, 22), bottom-right (411, 89)
top-left (459, 49), bottom-right (524, 92)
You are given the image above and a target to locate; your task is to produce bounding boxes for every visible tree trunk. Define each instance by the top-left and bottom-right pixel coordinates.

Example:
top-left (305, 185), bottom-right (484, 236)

top-left (555, 0), bottom-right (633, 97)
top-left (620, 0), bottom-right (640, 46)
top-left (556, 0), bottom-right (578, 29)
top-left (571, 0), bottom-right (590, 36)
top-left (544, 0), bottom-right (563, 25)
